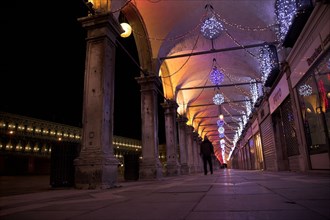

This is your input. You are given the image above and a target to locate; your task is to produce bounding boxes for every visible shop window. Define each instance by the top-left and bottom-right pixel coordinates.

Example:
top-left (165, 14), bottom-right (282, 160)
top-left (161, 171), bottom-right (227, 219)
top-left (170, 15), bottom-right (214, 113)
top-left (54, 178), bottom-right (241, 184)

top-left (297, 51), bottom-right (330, 155)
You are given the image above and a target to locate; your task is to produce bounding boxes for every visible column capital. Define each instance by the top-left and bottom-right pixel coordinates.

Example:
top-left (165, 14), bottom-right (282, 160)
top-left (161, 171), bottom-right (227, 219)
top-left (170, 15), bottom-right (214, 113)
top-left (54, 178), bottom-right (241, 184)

top-left (135, 75), bottom-right (161, 92)
top-left (161, 99), bottom-right (179, 109)
top-left (78, 12), bottom-right (123, 41)
top-left (177, 115), bottom-right (188, 124)
top-left (185, 125), bottom-right (194, 134)
top-left (161, 100), bottom-right (179, 116)
top-left (193, 132), bottom-right (199, 140)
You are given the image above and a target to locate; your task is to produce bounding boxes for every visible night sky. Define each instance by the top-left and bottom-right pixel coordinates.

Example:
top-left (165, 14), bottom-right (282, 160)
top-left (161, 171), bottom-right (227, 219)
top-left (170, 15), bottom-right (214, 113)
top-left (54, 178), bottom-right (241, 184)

top-left (0, 1), bottom-right (165, 143)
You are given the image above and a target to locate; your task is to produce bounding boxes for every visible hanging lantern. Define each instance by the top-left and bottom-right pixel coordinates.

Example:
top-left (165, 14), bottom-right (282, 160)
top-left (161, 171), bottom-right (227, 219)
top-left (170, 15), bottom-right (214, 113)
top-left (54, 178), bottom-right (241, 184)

top-left (209, 66), bottom-right (224, 85)
top-left (217, 119), bottom-right (224, 127)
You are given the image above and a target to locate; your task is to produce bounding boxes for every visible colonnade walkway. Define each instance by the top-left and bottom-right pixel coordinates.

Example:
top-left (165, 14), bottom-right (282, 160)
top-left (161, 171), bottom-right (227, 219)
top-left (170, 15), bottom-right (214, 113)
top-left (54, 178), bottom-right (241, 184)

top-left (1, 169), bottom-right (330, 220)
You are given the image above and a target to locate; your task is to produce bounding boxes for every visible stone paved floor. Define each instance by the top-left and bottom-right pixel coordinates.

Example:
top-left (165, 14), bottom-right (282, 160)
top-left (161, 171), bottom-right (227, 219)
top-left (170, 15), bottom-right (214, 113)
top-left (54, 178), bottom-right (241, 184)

top-left (1, 169), bottom-right (330, 220)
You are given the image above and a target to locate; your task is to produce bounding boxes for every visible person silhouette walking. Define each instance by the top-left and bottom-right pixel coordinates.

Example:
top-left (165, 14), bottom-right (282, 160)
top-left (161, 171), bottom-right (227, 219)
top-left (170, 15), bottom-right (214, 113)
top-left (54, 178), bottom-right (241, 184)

top-left (200, 136), bottom-right (214, 175)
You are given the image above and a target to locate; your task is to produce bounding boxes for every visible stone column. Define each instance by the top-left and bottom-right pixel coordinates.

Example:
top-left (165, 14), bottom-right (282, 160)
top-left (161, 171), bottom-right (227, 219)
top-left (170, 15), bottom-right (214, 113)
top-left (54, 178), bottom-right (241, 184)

top-left (197, 136), bottom-right (203, 172)
top-left (177, 116), bottom-right (189, 175)
top-left (136, 75), bottom-right (163, 180)
top-left (161, 100), bottom-right (180, 176)
top-left (74, 13), bottom-right (122, 189)
top-left (192, 132), bottom-right (199, 173)
top-left (185, 125), bottom-right (195, 173)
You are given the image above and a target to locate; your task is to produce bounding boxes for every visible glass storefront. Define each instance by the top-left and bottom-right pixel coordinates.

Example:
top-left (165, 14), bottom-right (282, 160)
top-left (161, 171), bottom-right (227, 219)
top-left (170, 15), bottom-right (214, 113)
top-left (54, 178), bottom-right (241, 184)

top-left (297, 50), bottom-right (330, 168)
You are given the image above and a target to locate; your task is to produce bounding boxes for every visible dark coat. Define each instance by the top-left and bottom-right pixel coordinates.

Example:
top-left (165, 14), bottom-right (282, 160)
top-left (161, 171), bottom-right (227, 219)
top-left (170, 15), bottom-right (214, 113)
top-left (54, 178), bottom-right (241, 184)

top-left (200, 138), bottom-right (214, 156)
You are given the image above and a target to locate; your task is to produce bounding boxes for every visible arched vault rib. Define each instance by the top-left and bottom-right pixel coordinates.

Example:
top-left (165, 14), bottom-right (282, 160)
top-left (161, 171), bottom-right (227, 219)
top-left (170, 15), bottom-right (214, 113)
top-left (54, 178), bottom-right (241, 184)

top-left (159, 62), bottom-right (175, 100)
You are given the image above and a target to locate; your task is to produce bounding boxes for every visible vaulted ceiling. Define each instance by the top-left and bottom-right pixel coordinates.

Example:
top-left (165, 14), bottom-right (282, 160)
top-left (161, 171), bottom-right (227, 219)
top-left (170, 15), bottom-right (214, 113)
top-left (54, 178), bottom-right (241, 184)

top-left (114, 0), bottom-right (281, 160)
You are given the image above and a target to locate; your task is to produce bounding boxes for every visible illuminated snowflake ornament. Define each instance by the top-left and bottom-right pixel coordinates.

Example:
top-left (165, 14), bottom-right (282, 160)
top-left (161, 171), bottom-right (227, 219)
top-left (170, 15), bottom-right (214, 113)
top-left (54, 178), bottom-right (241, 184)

top-left (213, 93), bottom-right (224, 105)
top-left (218, 126), bottom-right (225, 134)
top-left (200, 4), bottom-right (223, 40)
top-left (299, 84), bottom-right (312, 96)
top-left (201, 16), bottom-right (223, 40)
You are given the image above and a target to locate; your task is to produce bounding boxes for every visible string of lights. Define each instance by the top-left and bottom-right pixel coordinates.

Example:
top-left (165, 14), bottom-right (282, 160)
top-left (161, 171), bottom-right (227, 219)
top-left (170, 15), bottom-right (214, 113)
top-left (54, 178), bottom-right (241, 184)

top-left (133, 19), bottom-right (202, 42)
top-left (129, 3), bottom-right (276, 42)
top-left (217, 65), bottom-right (253, 98)
top-left (224, 30), bottom-right (258, 58)
top-left (110, 0), bottom-right (132, 13)
top-left (215, 11), bottom-right (277, 32)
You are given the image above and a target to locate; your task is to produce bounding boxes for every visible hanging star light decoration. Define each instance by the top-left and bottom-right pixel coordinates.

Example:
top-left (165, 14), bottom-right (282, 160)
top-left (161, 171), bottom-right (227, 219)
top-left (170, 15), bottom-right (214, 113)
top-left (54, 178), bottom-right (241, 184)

top-left (298, 84), bottom-right (312, 96)
top-left (213, 93), bottom-right (224, 105)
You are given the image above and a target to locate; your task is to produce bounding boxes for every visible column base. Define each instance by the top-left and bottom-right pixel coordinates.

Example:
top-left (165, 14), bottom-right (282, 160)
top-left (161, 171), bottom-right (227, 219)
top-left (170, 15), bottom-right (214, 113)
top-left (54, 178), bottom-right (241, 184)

top-left (188, 165), bottom-right (196, 174)
top-left (180, 164), bottom-right (189, 175)
top-left (139, 158), bottom-right (163, 180)
top-left (166, 162), bottom-right (181, 176)
top-left (74, 155), bottom-right (120, 189)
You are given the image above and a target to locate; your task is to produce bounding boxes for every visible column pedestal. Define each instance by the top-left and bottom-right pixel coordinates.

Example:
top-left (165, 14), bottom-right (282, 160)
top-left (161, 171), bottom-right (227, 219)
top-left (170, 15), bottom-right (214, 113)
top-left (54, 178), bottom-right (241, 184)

top-left (75, 154), bottom-right (119, 189)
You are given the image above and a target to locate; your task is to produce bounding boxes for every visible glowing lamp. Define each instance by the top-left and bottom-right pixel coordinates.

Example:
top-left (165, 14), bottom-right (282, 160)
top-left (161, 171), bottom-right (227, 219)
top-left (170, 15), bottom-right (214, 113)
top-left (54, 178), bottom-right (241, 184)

top-left (120, 23), bottom-right (132, 38)
top-left (219, 114), bottom-right (224, 120)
